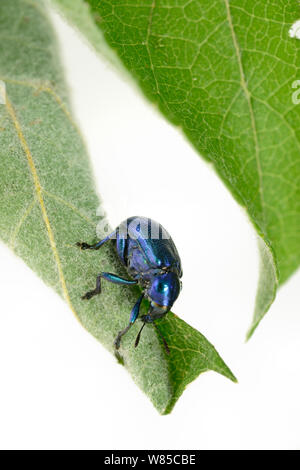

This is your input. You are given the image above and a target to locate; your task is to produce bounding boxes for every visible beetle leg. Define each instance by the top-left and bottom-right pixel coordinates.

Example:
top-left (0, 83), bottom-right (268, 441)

top-left (114, 324), bottom-right (132, 350)
top-left (114, 294), bottom-right (144, 350)
top-left (82, 272), bottom-right (137, 300)
top-left (82, 274), bottom-right (102, 300)
top-left (100, 272), bottom-right (138, 286)
top-left (76, 230), bottom-right (116, 251)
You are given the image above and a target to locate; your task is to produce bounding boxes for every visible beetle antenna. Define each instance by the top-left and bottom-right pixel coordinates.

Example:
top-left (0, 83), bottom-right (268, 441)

top-left (135, 322), bottom-right (146, 348)
top-left (153, 322), bottom-right (170, 355)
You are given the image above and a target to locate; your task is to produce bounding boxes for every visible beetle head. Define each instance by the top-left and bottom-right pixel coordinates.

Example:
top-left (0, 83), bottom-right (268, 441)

top-left (146, 271), bottom-right (181, 320)
top-left (135, 272), bottom-right (181, 354)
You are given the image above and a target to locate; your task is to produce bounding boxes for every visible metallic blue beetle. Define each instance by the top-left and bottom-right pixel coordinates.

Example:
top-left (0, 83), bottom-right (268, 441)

top-left (77, 216), bottom-right (182, 352)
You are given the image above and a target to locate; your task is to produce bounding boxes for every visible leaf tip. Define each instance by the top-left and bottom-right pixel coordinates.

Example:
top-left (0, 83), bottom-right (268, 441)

top-left (231, 375), bottom-right (238, 384)
top-left (245, 323), bottom-right (257, 342)
top-left (114, 351), bottom-right (125, 366)
top-left (222, 367), bottom-right (238, 384)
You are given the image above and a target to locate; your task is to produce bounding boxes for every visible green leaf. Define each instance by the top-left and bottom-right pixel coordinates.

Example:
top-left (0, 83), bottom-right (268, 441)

top-left (52, 0), bottom-right (300, 336)
top-left (0, 0), bottom-right (236, 414)
top-left (48, 0), bottom-right (124, 71)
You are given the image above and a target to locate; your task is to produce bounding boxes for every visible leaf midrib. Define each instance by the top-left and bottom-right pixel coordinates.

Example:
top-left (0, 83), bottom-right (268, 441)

top-left (224, 0), bottom-right (265, 229)
top-left (5, 94), bottom-right (77, 319)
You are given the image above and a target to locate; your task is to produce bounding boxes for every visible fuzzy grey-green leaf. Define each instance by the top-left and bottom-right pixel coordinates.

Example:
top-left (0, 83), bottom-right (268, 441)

top-left (0, 0), bottom-right (236, 414)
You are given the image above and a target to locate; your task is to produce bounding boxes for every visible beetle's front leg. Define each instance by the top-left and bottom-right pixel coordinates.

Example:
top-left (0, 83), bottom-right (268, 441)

top-left (114, 324), bottom-right (132, 350)
top-left (114, 294), bottom-right (144, 350)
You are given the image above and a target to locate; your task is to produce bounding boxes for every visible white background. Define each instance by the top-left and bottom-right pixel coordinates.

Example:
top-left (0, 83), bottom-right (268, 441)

top-left (0, 9), bottom-right (300, 450)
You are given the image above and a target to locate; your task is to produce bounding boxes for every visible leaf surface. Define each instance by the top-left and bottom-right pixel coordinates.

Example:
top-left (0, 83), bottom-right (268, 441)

top-left (54, 0), bottom-right (300, 335)
top-left (0, 0), bottom-right (236, 414)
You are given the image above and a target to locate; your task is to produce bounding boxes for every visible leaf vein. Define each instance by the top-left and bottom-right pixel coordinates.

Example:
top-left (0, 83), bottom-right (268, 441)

top-left (5, 96), bottom-right (78, 319)
top-left (42, 189), bottom-right (95, 226)
top-left (0, 76), bottom-right (78, 131)
top-left (10, 197), bottom-right (37, 250)
top-left (224, 0), bottom-right (266, 230)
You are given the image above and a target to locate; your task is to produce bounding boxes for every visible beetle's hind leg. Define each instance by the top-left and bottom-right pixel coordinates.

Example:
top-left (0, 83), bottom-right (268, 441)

top-left (76, 239), bottom-right (106, 250)
top-left (82, 275), bottom-right (102, 300)
top-left (82, 272), bottom-right (137, 301)
top-left (76, 231), bottom-right (116, 251)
